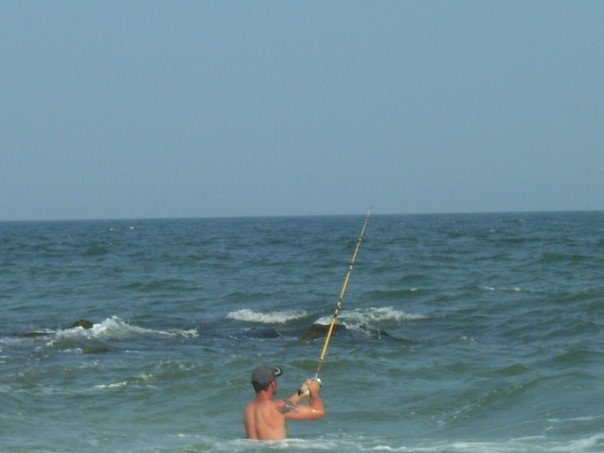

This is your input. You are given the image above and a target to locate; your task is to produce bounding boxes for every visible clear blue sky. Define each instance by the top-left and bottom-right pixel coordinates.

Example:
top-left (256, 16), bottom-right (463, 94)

top-left (2, 1), bottom-right (603, 221)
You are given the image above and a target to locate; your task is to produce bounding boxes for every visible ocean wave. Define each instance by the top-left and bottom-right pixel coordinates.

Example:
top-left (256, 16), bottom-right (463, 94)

top-left (370, 287), bottom-right (425, 299)
top-left (223, 307), bottom-right (420, 340)
top-left (225, 308), bottom-right (309, 324)
top-left (482, 286), bottom-right (522, 292)
top-left (307, 307), bottom-right (424, 340)
top-left (169, 432), bottom-right (604, 452)
top-left (94, 372), bottom-right (154, 391)
top-left (50, 316), bottom-right (198, 344)
top-left (94, 381), bottom-right (128, 390)
top-left (315, 306), bottom-right (425, 326)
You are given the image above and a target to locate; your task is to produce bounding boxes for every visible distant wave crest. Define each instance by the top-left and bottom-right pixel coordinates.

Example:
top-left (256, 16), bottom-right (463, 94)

top-left (51, 316), bottom-right (198, 343)
top-left (226, 308), bottom-right (308, 324)
top-left (316, 306), bottom-right (425, 327)
top-left (482, 286), bottom-right (522, 292)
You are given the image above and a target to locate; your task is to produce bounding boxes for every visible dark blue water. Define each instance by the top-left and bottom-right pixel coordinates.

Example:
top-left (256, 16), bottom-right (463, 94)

top-left (1, 212), bottom-right (603, 451)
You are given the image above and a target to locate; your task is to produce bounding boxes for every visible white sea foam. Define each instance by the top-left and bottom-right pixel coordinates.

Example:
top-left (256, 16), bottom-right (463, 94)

top-left (50, 316), bottom-right (198, 344)
top-left (217, 437), bottom-right (355, 451)
top-left (191, 435), bottom-right (604, 452)
top-left (482, 286), bottom-right (522, 292)
top-left (226, 308), bottom-right (308, 324)
top-left (315, 306), bottom-right (425, 326)
top-left (94, 381), bottom-right (128, 390)
top-left (94, 372), bottom-right (155, 391)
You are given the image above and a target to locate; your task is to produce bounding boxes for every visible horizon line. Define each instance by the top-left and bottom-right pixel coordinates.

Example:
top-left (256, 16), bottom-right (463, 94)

top-left (1, 208), bottom-right (602, 224)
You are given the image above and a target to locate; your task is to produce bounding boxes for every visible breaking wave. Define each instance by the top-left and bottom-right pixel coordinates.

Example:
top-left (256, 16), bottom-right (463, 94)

top-left (49, 316), bottom-right (198, 345)
top-left (315, 306), bottom-right (425, 326)
top-left (225, 308), bottom-right (309, 324)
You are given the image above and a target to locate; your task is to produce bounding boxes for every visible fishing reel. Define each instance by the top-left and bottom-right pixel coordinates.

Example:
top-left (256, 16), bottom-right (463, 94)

top-left (298, 376), bottom-right (322, 397)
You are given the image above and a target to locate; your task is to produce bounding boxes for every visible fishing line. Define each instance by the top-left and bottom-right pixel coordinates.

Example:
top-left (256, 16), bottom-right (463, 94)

top-left (305, 210), bottom-right (371, 389)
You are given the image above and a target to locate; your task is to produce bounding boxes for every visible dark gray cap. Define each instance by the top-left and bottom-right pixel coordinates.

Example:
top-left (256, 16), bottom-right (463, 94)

top-left (251, 365), bottom-right (282, 385)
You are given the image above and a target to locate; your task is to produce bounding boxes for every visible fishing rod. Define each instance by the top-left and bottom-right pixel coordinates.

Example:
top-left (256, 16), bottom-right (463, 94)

top-left (300, 210), bottom-right (371, 394)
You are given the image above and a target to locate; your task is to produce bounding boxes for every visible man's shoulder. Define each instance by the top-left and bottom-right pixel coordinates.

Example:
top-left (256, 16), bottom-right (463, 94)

top-left (276, 398), bottom-right (297, 414)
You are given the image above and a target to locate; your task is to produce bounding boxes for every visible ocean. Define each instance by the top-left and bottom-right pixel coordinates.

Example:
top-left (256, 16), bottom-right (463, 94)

top-left (1, 212), bottom-right (603, 452)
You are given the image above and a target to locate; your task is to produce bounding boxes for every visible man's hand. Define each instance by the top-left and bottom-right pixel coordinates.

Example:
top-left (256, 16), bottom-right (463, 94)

top-left (284, 377), bottom-right (325, 421)
top-left (307, 378), bottom-right (321, 396)
top-left (298, 377), bottom-right (322, 397)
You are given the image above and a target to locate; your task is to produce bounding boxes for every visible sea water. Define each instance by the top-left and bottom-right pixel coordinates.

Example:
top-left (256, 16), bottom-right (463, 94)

top-left (1, 212), bottom-right (603, 452)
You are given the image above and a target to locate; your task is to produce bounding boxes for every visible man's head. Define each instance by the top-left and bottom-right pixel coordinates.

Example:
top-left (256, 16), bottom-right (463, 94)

top-left (251, 365), bottom-right (282, 393)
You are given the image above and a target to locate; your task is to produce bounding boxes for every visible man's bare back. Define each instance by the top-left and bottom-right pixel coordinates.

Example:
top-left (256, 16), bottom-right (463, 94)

top-left (244, 365), bottom-right (324, 441)
top-left (244, 396), bottom-right (288, 440)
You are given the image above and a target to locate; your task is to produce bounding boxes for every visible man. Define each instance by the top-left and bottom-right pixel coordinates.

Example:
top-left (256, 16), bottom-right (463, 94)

top-left (244, 364), bottom-right (325, 440)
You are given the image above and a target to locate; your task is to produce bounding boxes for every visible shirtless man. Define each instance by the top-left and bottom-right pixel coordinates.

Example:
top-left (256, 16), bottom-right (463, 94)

top-left (244, 364), bottom-right (325, 440)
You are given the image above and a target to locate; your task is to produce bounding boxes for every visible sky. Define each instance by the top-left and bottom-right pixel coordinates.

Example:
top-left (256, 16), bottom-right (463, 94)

top-left (1, 1), bottom-right (603, 221)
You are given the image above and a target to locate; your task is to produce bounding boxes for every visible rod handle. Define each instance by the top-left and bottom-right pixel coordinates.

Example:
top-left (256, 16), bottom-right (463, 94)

top-left (297, 376), bottom-right (322, 396)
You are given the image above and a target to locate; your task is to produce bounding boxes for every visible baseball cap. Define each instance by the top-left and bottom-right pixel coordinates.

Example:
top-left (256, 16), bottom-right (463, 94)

top-left (251, 365), bottom-right (282, 386)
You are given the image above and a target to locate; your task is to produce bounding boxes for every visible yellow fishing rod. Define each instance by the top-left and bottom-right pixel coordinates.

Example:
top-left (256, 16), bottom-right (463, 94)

top-left (301, 211), bottom-right (371, 394)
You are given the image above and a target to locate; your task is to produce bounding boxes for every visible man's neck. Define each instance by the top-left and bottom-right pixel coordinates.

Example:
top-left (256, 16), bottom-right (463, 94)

top-left (255, 390), bottom-right (274, 402)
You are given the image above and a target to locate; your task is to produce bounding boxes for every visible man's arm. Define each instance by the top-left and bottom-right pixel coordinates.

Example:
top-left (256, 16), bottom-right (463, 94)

top-left (279, 379), bottom-right (325, 421)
